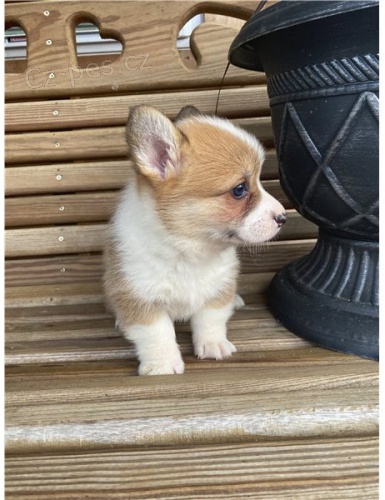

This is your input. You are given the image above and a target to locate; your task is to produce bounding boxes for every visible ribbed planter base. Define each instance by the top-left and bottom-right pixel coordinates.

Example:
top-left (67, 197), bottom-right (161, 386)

top-left (267, 230), bottom-right (379, 359)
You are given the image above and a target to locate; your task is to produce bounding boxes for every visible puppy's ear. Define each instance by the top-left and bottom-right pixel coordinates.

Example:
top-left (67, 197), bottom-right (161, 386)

top-left (127, 106), bottom-right (182, 181)
top-left (174, 105), bottom-right (202, 123)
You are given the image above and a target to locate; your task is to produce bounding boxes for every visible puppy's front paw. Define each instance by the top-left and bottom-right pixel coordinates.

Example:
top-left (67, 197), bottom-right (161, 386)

top-left (195, 340), bottom-right (237, 360)
top-left (138, 358), bottom-right (185, 376)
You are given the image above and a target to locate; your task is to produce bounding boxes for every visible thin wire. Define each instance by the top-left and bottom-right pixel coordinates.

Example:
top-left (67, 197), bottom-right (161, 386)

top-left (215, 61), bottom-right (231, 115)
top-left (214, 0), bottom-right (268, 115)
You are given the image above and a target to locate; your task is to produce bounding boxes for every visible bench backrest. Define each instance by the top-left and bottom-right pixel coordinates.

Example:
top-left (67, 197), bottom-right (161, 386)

top-left (5, 0), bottom-right (316, 289)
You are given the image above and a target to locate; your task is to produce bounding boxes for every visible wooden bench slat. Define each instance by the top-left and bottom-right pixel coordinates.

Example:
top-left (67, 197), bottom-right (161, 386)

top-left (5, 325), bottom-right (311, 366)
top-left (5, 307), bottom-right (306, 352)
top-left (5, 437), bottom-right (379, 499)
top-left (5, 224), bottom-right (106, 258)
top-left (5, 127), bottom-right (127, 165)
top-left (5, 192), bottom-right (117, 227)
top-left (4, 273), bottom-right (274, 309)
top-left (5, 180), bottom-right (289, 228)
top-left (6, 357), bottom-right (377, 405)
top-left (5, 314), bottom-right (308, 348)
top-left (5, 161), bottom-right (127, 196)
top-left (5, 117), bottom-right (274, 165)
top-left (5, 210), bottom-right (318, 258)
top-left (4, 239), bottom-right (316, 287)
top-left (5, 382), bottom-right (378, 453)
top-left (5, 86), bottom-right (269, 132)
top-left (4, 150), bottom-right (279, 197)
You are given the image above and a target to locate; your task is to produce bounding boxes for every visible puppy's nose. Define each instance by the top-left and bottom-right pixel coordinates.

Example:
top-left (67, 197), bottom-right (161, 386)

top-left (274, 212), bottom-right (287, 227)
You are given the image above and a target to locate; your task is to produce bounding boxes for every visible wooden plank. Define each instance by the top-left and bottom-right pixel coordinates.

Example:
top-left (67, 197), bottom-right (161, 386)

top-left (5, 192), bottom-right (117, 227)
top-left (5, 160), bottom-right (129, 196)
top-left (5, 210), bottom-right (318, 258)
top-left (4, 146), bottom-right (278, 194)
top-left (4, 273), bottom-right (274, 309)
top-left (4, 298), bottom-right (272, 329)
top-left (6, 358), bottom-right (377, 406)
top-left (4, 240), bottom-right (316, 287)
top-left (5, 117), bottom-right (274, 165)
top-left (5, 318), bottom-right (311, 365)
top-left (239, 239), bottom-right (315, 273)
top-left (5, 1), bottom-right (264, 99)
top-left (4, 150), bottom-right (279, 197)
top-left (5, 253), bottom-right (105, 287)
top-left (5, 86), bottom-right (269, 132)
top-left (5, 224), bottom-right (107, 258)
top-left (5, 382), bottom-right (378, 453)
top-left (6, 344), bottom-right (379, 402)
top-left (5, 437), bottom-right (379, 499)
top-left (5, 180), bottom-right (289, 228)
top-left (5, 127), bottom-right (127, 164)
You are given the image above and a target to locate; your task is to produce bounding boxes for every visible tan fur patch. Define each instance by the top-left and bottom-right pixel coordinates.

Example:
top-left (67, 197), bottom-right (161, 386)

top-left (205, 283), bottom-right (237, 309)
top-left (103, 241), bottom-right (162, 328)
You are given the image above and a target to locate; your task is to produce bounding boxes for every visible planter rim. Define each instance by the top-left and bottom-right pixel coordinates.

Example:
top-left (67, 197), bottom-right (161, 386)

top-left (229, 0), bottom-right (379, 71)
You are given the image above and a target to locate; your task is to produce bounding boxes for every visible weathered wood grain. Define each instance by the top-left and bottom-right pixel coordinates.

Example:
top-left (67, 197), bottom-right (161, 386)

top-left (5, 437), bottom-right (379, 499)
top-left (6, 351), bottom-right (378, 405)
top-left (5, 117), bottom-right (274, 165)
top-left (5, 383), bottom-right (378, 453)
top-left (5, 223), bottom-right (106, 257)
top-left (5, 210), bottom-right (318, 258)
top-left (5, 192), bottom-right (117, 227)
top-left (5, 86), bottom-right (269, 132)
top-left (5, 180), bottom-right (289, 228)
top-left (5, 323), bottom-right (312, 366)
top-left (5, 127), bottom-right (127, 164)
top-left (4, 273), bottom-right (274, 309)
top-left (4, 239), bottom-right (316, 287)
top-left (5, 160), bottom-right (129, 195)
top-left (4, 150), bottom-right (279, 197)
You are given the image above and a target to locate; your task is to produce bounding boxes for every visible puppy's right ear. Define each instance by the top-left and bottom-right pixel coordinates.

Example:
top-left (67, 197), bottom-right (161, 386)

top-left (127, 106), bottom-right (183, 181)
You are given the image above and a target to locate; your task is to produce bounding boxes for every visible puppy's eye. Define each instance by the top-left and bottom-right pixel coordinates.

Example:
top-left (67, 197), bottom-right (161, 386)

top-left (231, 182), bottom-right (248, 199)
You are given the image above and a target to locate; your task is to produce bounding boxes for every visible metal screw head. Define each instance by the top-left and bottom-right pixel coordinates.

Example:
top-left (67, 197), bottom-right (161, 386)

top-left (59, 206), bottom-right (65, 211)
top-left (58, 236), bottom-right (64, 242)
top-left (44, 10), bottom-right (50, 16)
top-left (53, 110), bottom-right (59, 116)
top-left (46, 39), bottom-right (53, 46)
top-left (56, 174), bottom-right (62, 181)
top-left (49, 72), bottom-right (55, 79)
top-left (60, 267), bottom-right (66, 273)
top-left (54, 142), bottom-right (61, 148)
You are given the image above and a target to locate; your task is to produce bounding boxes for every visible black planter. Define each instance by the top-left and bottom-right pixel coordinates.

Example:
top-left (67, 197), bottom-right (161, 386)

top-left (229, 1), bottom-right (379, 359)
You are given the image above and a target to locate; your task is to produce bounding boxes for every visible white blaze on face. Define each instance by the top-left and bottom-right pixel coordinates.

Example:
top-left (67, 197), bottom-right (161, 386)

top-left (237, 180), bottom-right (286, 244)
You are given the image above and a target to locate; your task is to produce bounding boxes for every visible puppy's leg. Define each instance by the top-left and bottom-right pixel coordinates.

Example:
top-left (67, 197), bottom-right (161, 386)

top-left (123, 314), bottom-right (185, 376)
top-left (107, 287), bottom-right (184, 376)
top-left (191, 292), bottom-right (240, 360)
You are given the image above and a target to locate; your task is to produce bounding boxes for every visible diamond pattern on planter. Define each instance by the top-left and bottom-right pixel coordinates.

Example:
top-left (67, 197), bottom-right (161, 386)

top-left (279, 92), bottom-right (379, 236)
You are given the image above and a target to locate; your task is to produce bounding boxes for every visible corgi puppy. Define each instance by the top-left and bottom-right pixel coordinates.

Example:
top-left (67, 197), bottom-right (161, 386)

top-left (104, 105), bottom-right (286, 375)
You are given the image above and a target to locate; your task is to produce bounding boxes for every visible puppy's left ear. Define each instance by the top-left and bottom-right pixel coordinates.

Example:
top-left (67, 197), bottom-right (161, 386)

top-left (174, 105), bottom-right (202, 123)
top-left (127, 105), bottom-right (183, 181)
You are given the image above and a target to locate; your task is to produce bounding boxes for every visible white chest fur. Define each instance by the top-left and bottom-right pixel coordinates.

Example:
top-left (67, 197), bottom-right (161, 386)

top-left (111, 181), bottom-right (238, 321)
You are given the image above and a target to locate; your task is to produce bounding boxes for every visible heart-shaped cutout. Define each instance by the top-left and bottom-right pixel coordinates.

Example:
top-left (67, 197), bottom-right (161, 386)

top-left (75, 20), bottom-right (123, 69)
top-left (5, 22), bottom-right (27, 73)
top-left (177, 13), bottom-right (245, 70)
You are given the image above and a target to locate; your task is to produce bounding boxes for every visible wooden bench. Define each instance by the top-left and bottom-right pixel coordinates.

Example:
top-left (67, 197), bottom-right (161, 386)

top-left (5, 1), bottom-right (379, 497)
